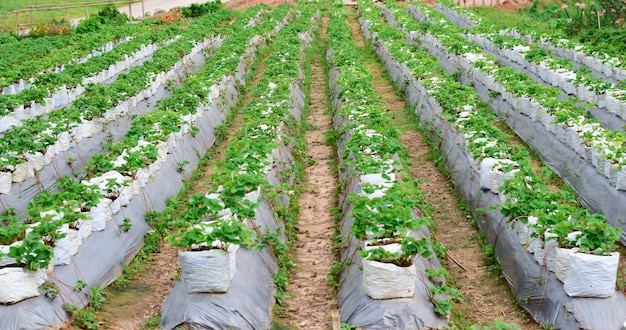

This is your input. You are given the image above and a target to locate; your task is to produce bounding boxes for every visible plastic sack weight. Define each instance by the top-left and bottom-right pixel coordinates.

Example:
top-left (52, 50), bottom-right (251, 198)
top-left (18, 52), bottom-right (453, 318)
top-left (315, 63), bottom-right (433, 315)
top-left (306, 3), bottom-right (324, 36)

top-left (362, 259), bottom-right (417, 299)
top-left (179, 245), bottom-right (239, 294)
top-left (564, 251), bottom-right (620, 298)
top-left (0, 268), bottom-right (40, 304)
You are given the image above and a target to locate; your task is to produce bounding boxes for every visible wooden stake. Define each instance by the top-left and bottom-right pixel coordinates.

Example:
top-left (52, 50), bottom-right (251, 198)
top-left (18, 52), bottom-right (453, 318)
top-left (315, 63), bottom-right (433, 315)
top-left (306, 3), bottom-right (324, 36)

top-left (447, 251), bottom-right (467, 271)
top-left (331, 309), bottom-right (341, 330)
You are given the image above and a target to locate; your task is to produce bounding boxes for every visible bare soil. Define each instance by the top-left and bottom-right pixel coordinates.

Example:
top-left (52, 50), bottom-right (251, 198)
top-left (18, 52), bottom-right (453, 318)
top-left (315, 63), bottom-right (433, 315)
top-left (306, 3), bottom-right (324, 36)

top-left (346, 8), bottom-right (540, 329)
top-left (95, 244), bottom-right (179, 329)
top-left (277, 17), bottom-right (337, 330)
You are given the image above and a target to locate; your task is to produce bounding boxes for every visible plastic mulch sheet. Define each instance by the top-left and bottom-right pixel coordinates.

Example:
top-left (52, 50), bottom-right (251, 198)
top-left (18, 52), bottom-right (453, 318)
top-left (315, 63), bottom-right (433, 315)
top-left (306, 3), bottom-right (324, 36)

top-left (365, 23), bottom-right (626, 327)
top-left (0, 51), bottom-right (237, 329)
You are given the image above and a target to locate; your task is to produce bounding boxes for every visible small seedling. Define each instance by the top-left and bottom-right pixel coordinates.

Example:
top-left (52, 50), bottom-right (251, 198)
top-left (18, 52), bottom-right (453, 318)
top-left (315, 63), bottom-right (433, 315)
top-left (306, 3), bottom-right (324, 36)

top-left (120, 218), bottom-right (133, 233)
top-left (42, 282), bottom-right (59, 299)
top-left (177, 160), bottom-right (190, 173)
top-left (74, 280), bottom-right (88, 292)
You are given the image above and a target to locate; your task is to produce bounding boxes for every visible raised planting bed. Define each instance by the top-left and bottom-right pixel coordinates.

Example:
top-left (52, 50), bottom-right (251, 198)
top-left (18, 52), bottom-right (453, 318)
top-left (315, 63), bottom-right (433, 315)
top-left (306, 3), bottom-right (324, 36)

top-left (160, 5), bottom-right (319, 328)
top-left (433, 0), bottom-right (626, 82)
top-left (326, 3), bottom-right (451, 327)
top-left (359, 1), bottom-right (626, 328)
top-left (0, 29), bottom-right (182, 132)
top-left (0, 36), bottom-right (132, 96)
top-left (0, 22), bottom-right (156, 92)
top-left (403, 1), bottom-right (626, 245)
top-left (0, 7), bottom-right (269, 329)
top-left (0, 10), bottom-right (234, 215)
top-left (462, 30), bottom-right (626, 131)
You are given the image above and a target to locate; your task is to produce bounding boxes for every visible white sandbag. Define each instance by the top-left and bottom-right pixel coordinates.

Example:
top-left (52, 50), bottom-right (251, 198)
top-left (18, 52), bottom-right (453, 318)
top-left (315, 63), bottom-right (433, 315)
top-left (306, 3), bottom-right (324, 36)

top-left (564, 251), bottom-right (620, 298)
top-left (90, 198), bottom-right (112, 231)
top-left (362, 258), bottom-right (416, 299)
top-left (13, 106), bottom-right (25, 121)
top-left (0, 172), bottom-right (11, 194)
top-left (555, 247), bottom-right (574, 283)
top-left (78, 219), bottom-right (92, 241)
top-left (179, 245), bottom-right (239, 293)
top-left (56, 132), bottom-right (71, 152)
top-left (3, 84), bottom-right (16, 95)
top-left (515, 220), bottom-right (529, 245)
top-left (479, 158), bottom-right (518, 193)
top-left (534, 231), bottom-right (558, 270)
top-left (12, 162), bottom-right (28, 183)
top-left (81, 120), bottom-right (94, 138)
top-left (0, 267), bottom-right (40, 304)
top-left (129, 179), bottom-right (141, 195)
top-left (26, 152), bottom-right (44, 172)
top-left (0, 116), bottom-right (17, 133)
top-left (118, 187), bottom-right (131, 207)
top-left (606, 93), bottom-right (620, 114)
top-left (35, 267), bottom-right (48, 286)
top-left (110, 199), bottom-right (121, 215)
top-left (52, 86), bottom-right (69, 109)
top-left (528, 235), bottom-right (542, 255)
top-left (53, 227), bottom-right (79, 265)
top-left (43, 147), bottom-right (56, 165)
top-left (243, 185), bottom-right (262, 204)
top-left (135, 168), bottom-right (151, 187)
top-left (359, 173), bottom-right (395, 187)
top-left (88, 170), bottom-right (125, 190)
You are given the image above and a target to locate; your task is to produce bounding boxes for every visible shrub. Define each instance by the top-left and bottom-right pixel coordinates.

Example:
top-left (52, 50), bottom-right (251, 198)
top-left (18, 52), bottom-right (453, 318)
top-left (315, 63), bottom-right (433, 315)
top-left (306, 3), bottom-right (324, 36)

top-left (181, 1), bottom-right (223, 18)
top-left (154, 8), bottom-right (186, 24)
top-left (29, 19), bottom-right (71, 37)
top-left (75, 5), bottom-right (129, 34)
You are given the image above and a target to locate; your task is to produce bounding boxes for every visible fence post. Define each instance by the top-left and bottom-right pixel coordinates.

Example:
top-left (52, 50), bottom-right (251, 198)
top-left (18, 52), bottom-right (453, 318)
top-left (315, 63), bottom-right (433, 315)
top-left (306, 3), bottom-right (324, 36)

top-left (15, 12), bottom-right (19, 33)
top-left (85, 4), bottom-right (88, 19)
top-left (142, 0), bottom-right (145, 19)
top-left (128, 3), bottom-right (132, 20)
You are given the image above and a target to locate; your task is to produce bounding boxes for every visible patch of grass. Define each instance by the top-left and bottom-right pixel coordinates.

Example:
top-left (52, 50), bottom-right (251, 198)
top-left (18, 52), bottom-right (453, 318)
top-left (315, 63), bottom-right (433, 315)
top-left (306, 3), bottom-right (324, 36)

top-left (471, 5), bottom-right (553, 31)
top-left (142, 313), bottom-right (161, 329)
top-left (0, 0), bottom-right (118, 33)
top-left (115, 229), bottom-right (161, 286)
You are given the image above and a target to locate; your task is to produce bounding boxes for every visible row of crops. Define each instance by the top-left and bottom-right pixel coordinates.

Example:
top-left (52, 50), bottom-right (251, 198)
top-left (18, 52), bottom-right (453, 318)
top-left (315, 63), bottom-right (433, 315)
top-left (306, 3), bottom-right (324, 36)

top-left (162, 5), bottom-right (321, 326)
top-left (353, 0), bottom-right (626, 328)
top-left (2, 0), bottom-right (626, 328)
top-left (0, 1), bottom-right (333, 328)
top-left (326, 2), bottom-right (453, 326)
top-left (0, 3), bottom-right (273, 328)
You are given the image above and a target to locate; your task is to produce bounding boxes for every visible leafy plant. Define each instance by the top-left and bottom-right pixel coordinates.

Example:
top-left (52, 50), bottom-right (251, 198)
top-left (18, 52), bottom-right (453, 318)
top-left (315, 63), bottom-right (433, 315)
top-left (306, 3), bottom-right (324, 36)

top-left (577, 217), bottom-right (622, 255)
top-left (0, 207), bottom-right (27, 244)
top-left (63, 304), bottom-right (100, 329)
top-left (89, 286), bottom-right (106, 311)
top-left (41, 281), bottom-right (59, 299)
top-left (181, 1), bottom-right (223, 18)
top-left (6, 238), bottom-right (54, 270)
top-left (120, 218), bottom-right (133, 233)
top-left (469, 318), bottom-right (522, 330)
top-left (176, 160), bottom-right (190, 173)
top-left (166, 217), bottom-right (255, 251)
top-left (361, 236), bottom-right (432, 267)
top-left (74, 280), bottom-right (88, 292)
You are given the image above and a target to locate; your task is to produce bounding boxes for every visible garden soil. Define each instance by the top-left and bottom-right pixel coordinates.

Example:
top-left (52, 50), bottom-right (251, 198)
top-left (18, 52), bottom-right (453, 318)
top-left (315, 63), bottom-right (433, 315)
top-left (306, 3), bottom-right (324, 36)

top-left (277, 17), bottom-right (337, 329)
top-left (95, 244), bottom-right (179, 329)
